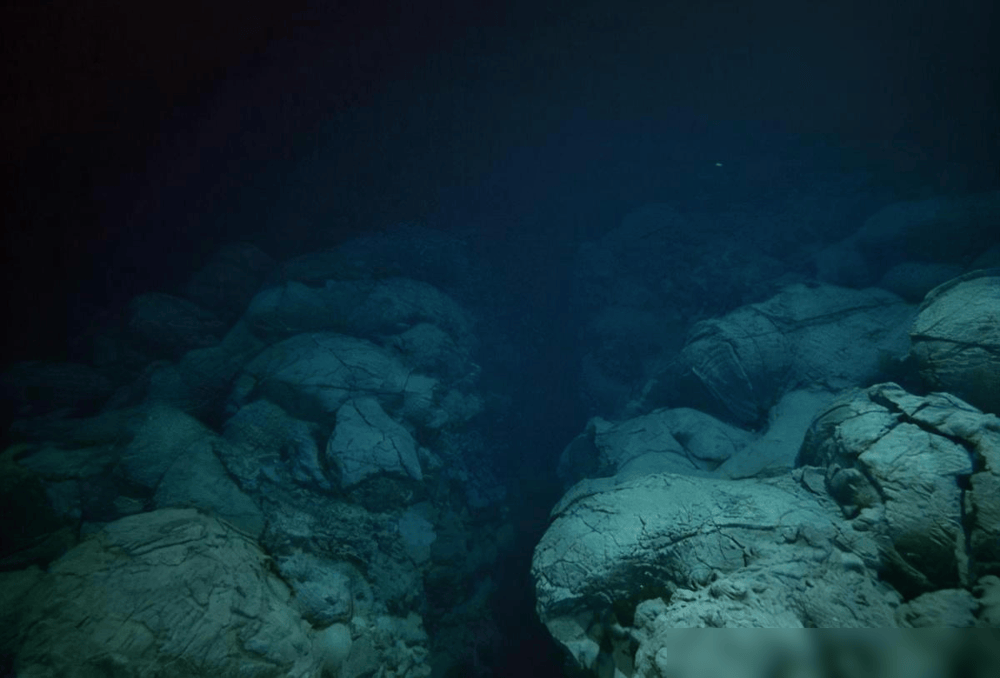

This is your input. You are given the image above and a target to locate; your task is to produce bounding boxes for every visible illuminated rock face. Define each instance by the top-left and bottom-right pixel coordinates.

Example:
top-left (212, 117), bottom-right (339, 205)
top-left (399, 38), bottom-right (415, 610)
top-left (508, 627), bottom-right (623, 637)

top-left (533, 380), bottom-right (1000, 673)
top-left (636, 283), bottom-right (915, 426)
top-left (13, 509), bottom-right (322, 678)
top-left (911, 270), bottom-right (1000, 417)
top-left (327, 396), bottom-right (423, 489)
top-left (531, 470), bottom-right (900, 674)
top-left (799, 383), bottom-right (1000, 593)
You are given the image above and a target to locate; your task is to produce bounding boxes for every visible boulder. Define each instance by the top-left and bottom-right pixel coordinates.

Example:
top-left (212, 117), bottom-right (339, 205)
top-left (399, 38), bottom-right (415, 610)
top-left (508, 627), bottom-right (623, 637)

top-left (910, 270), bottom-right (1000, 415)
top-left (118, 405), bottom-right (218, 491)
top-left (145, 319), bottom-right (267, 416)
top-left (0, 448), bottom-right (76, 570)
top-left (797, 383), bottom-right (1000, 594)
top-left (274, 551), bottom-right (356, 627)
top-left (229, 332), bottom-right (441, 428)
top-left (153, 441), bottom-right (265, 537)
top-left (676, 305), bottom-right (791, 424)
top-left (14, 509), bottom-right (320, 678)
top-left (327, 396), bottom-right (422, 489)
top-left (532, 472), bottom-right (897, 674)
top-left (639, 284), bottom-right (914, 425)
top-left (557, 408), bottom-right (754, 486)
top-left (895, 589), bottom-right (978, 627)
top-left (222, 399), bottom-right (331, 493)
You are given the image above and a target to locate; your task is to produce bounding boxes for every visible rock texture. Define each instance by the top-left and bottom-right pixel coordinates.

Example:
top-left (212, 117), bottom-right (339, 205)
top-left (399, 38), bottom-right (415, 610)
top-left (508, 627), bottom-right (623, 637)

top-left (637, 283), bottom-right (915, 425)
top-left (910, 270), bottom-right (1000, 415)
top-left (2, 234), bottom-right (510, 677)
top-left (13, 509), bottom-right (322, 678)
top-left (557, 408), bottom-right (755, 487)
top-left (798, 383), bottom-right (1000, 594)
top-left (532, 472), bottom-right (900, 674)
top-left (533, 381), bottom-right (1000, 673)
top-left (327, 396), bottom-right (423, 489)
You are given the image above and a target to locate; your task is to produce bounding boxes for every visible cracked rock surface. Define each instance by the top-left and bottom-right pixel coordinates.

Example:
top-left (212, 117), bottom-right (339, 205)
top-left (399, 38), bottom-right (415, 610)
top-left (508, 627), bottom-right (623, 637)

top-left (798, 382), bottom-right (1000, 595)
top-left (533, 385), bottom-right (1000, 674)
top-left (11, 508), bottom-right (321, 678)
top-left (532, 471), bottom-right (900, 673)
top-left (910, 270), bottom-right (1000, 416)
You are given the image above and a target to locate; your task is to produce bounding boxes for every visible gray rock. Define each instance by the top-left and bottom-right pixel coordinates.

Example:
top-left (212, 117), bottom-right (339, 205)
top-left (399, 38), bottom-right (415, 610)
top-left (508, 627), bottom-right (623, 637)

top-left (632, 624), bottom-right (983, 677)
top-left (896, 589), bottom-right (978, 628)
top-left (274, 249), bottom-right (372, 284)
top-left (532, 472), bottom-right (897, 673)
top-left (347, 277), bottom-right (473, 343)
top-left (798, 383), bottom-right (1000, 593)
top-left (230, 332), bottom-right (443, 428)
top-left (558, 408), bottom-right (753, 484)
top-left (119, 405), bottom-right (216, 491)
top-left (910, 270), bottom-right (1000, 415)
top-left (814, 241), bottom-right (874, 287)
top-left (327, 397), bottom-right (422, 489)
top-left (0, 567), bottom-right (44, 658)
top-left (643, 283), bottom-right (914, 425)
top-left (0, 451), bottom-right (76, 570)
top-left (146, 319), bottom-right (267, 416)
top-left (154, 441), bottom-right (265, 537)
top-left (110, 404), bottom-right (266, 536)
top-left (574, 201), bottom-right (798, 416)
top-left (972, 244), bottom-right (1000, 270)
top-left (222, 399), bottom-right (330, 493)
top-left (14, 509), bottom-right (320, 678)
top-left (389, 322), bottom-right (475, 381)
top-left (633, 626), bottom-right (821, 678)
top-left (398, 504), bottom-right (437, 565)
top-left (717, 388), bottom-right (837, 479)
top-left (243, 278), bottom-right (369, 339)
top-left (244, 277), bottom-right (473, 348)
top-left (974, 575), bottom-right (1000, 626)
top-left (678, 305), bottom-right (791, 424)
top-left (275, 551), bottom-right (355, 626)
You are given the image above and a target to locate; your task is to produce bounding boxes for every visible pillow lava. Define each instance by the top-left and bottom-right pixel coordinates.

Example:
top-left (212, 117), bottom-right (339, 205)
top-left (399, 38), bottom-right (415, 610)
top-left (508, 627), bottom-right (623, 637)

top-left (243, 277), bottom-right (473, 346)
top-left (533, 381), bottom-right (1000, 675)
top-left (636, 283), bottom-right (914, 425)
top-left (910, 269), bottom-right (1000, 415)
top-left (327, 396), bottom-right (423, 489)
top-left (556, 408), bottom-right (755, 487)
top-left (531, 471), bottom-right (899, 675)
top-left (797, 382), bottom-right (1000, 594)
top-left (228, 332), bottom-right (443, 428)
top-left (11, 509), bottom-right (324, 678)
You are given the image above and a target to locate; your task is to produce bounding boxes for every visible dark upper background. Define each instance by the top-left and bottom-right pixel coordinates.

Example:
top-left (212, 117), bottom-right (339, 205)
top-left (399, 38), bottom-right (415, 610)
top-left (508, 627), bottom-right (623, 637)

top-left (3, 0), bottom-right (998, 361)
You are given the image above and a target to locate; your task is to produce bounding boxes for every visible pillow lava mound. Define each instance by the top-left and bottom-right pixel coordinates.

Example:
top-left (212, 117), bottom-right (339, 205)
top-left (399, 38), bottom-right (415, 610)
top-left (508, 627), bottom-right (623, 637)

top-left (533, 267), bottom-right (1000, 676)
top-left (1, 230), bottom-right (510, 677)
top-left (3, 509), bottom-right (344, 678)
top-left (532, 383), bottom-right (1000, 676)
